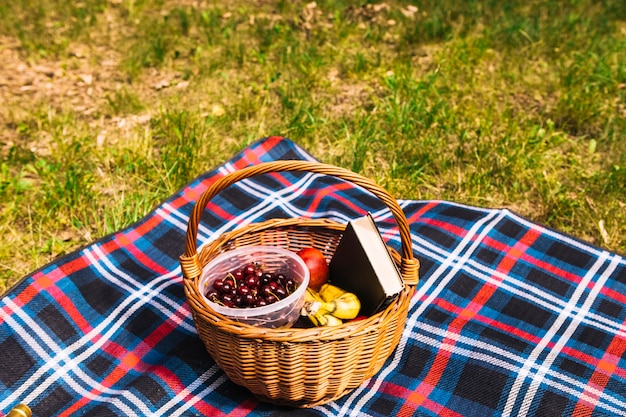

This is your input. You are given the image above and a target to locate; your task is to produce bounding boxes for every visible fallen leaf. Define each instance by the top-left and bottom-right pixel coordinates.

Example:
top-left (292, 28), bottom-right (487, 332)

top-left (154, 80), bottom-right (170, 90)
top-left (401, 5), bottom-right (419, 18)
top-left (80, 74), bottom-right (93, 85)
top-left (211, 104), bottom-right (225, 117)
top-left (97, 131), bottom-right (106, 147)
top-left (598, 220), bottom-right (610, 245)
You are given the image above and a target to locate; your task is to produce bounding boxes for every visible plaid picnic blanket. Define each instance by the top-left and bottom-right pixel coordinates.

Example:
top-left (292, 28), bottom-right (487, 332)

top-left (1, 136), bottom-right (625, 417)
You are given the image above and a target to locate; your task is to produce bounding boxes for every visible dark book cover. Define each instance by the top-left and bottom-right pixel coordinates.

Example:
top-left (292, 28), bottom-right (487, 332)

top-left (328, 213), bottom-right (405, 316)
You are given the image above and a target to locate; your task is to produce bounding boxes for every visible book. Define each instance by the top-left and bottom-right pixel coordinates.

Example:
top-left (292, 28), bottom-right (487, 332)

top-left (328, 213), bottom-right (405, 316)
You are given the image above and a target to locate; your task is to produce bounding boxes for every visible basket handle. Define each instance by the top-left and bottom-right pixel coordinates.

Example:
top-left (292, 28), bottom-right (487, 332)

top-left (180, 160), bottom-right (419, 286)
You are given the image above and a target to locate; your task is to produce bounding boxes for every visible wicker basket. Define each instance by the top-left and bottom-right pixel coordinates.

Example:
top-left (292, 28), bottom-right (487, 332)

top-left (180, 161), bottom-right (419, 408)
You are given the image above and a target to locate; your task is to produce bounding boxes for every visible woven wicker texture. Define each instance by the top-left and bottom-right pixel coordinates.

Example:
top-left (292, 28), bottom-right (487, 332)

top-left (180, 161), bottom-right (419, 407)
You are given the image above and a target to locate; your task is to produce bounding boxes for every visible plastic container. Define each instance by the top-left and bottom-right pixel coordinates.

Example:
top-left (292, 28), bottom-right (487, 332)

top-left (199, 245), bottom-right (310, 328)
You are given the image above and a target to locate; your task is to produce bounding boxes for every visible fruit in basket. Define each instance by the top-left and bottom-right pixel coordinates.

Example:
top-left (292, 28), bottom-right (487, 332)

top-left (300, 287), bottom-right (341, 327)
top-left (318, 284), bottom-right (361, 320)
top-left (206, 262), bottom-right (297, 308)
top-left (318, 283), bottom-right (347, 302)
top-left (307, 311), bottom-right (343, 327)
top-left (300, 285), bottom-right (361, 326)
top-left (296, 247), bottom-right (329, 291)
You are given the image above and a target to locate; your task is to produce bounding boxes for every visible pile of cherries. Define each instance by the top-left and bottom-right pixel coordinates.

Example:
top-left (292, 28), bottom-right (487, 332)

top-left (206, 262), bottom-right (298, 308)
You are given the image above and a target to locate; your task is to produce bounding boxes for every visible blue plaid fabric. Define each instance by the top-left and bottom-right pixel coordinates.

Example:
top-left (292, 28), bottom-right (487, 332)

top-left (1, 136), bottom-right (625, 416)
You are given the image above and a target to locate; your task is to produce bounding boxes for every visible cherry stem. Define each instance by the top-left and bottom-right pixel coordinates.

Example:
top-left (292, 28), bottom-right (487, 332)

top-left (225, 272), bottom-right (237, 287)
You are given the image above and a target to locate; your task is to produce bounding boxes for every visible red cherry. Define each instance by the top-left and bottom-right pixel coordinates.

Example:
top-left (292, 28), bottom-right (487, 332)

top-left (284, 278), bottom-right (296, 293)
top-left (213, 280), bottom-right (226, 293)
top-left (244, 264), bottom-right (256, 275)
top-left (260, 284), bottom-right (273, 297)
top-left (206, 289), bottom-right (219, 301)
top-left (245, 274), bottom-right (259, 288)
top-left (221, 282), bottom-right (233, 294)
top-left (243, 293), bottom-right (255, 305)
top-left (274, 286), bottom-right (287, 299)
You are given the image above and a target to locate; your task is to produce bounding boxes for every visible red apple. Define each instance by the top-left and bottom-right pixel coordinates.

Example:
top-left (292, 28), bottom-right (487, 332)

top-left (296, 247), bottom-right (330, 291)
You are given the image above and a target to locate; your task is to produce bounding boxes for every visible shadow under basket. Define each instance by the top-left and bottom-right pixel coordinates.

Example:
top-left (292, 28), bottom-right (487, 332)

top-left (180, 161), bottom-right (420, 408)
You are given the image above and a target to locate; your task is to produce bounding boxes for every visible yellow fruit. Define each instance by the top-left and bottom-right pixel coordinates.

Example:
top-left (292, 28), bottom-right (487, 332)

top-left (325, 292), bottom-right (361, 320)
top-left (301, 286), bottom-right (361, 325)
top-left (319, 283), bottom-right (347, 302)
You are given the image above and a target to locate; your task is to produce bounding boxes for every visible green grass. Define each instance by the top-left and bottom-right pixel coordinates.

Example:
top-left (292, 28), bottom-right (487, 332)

top-left (1, 0), bottom-right (625, 293)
